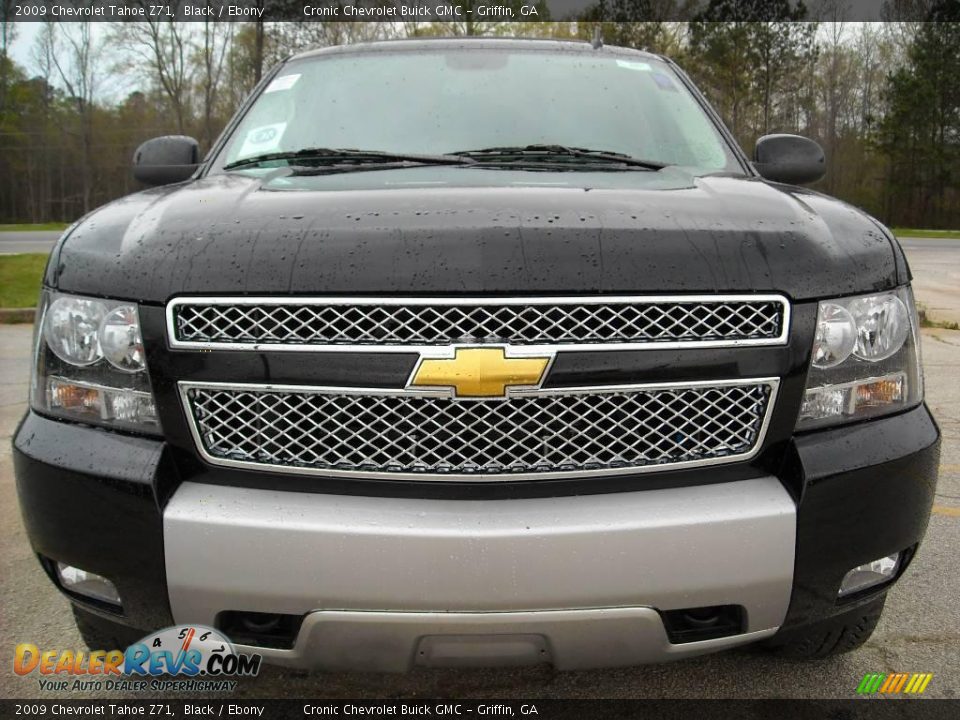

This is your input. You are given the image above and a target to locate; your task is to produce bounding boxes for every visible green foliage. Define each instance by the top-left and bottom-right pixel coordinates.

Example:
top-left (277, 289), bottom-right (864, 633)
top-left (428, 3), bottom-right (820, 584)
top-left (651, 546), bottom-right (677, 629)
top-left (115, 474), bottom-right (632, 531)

top-left (0, 58), bottom-right (171, 223)
top-left (577, 1), bottom-right (681, 52)
top-left (0, 223), bottom-right (69, 231)
top-left (876, 2), bottom-right (960, 227)
top-left (894, 228), bottom-right (960, 239)
top-left (687, 0), bottom-right (817, 142)
top-left (0, 254), bottom-right (47, 309)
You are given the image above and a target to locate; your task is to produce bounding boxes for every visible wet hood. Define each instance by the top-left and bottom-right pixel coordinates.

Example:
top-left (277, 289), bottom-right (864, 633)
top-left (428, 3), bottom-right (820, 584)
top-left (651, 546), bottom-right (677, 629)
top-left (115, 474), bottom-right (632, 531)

top-left (49, 169), bottom-right (904, 304)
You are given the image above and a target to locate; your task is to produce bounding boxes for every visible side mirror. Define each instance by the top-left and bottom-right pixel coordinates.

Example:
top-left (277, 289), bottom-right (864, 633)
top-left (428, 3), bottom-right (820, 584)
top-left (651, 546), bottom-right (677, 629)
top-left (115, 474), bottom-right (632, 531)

top-left (753, 134), bottom-right (825, 185)
top-left (133, 136), bottom-right (200, 186)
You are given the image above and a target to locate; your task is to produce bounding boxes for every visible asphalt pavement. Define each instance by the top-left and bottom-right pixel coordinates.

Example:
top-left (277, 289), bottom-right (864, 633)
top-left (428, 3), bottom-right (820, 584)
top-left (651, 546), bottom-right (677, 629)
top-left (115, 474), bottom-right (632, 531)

top-left (0, 231), bottom-right (958, 699)
top-left (899, 238), bottom-right (960, 325)
top-left (0, 231), bottom-right (61, 255)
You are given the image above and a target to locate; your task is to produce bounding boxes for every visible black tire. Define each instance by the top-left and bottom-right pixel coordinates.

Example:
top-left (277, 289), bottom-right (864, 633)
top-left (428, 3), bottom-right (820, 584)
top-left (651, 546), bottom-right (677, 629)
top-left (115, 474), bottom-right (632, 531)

top-left (764, 593), bottom-right (886, 659)
top-left (71, 605), bottom-right (145, 651)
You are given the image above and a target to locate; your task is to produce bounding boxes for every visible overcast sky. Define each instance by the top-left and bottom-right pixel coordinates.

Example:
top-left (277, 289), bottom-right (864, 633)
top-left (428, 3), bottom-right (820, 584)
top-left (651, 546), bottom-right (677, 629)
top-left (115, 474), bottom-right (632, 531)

top-left (9, 22), bottom-right (139, 103)
top-left (9, 22), bottom-right (41, 72)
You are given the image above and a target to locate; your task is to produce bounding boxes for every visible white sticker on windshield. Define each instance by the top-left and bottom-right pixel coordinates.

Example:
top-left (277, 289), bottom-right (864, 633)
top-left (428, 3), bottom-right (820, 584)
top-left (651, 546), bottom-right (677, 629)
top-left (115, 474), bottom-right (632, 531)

top-left (616, 60), bottom-right (652, 72)
top-left (264, 74), bottom-right (300, 94)
top-left (237, 122), bottom-right (286, 158)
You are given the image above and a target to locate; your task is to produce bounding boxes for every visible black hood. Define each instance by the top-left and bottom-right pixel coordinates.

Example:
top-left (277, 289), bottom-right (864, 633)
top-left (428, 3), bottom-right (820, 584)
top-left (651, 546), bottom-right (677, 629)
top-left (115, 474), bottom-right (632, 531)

top-left (48, 168), bottom-right (904, 304)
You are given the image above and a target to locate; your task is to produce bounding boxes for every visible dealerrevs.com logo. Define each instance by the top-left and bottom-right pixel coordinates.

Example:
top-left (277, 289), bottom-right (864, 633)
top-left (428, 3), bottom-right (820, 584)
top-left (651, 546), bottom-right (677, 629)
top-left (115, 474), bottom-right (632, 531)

top-left (14, 625), bottom-right (262, 693)
top-left (856, 672), bottom-right (934, 695)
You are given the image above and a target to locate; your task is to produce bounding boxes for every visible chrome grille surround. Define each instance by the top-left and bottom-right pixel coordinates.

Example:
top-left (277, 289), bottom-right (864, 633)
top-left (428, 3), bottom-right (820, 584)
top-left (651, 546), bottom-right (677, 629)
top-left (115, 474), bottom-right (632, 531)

top-left (180, 378), bottom-right (779, 481)
top-left (167, 295), bottom-right (790, 352)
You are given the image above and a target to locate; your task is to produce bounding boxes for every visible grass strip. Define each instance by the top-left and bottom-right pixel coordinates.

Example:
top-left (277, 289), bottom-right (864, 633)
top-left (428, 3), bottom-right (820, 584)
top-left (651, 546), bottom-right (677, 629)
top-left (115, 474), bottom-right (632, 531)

top-left (0, 222), bottom-right (69, 232)
top-left (0, 253), bottom-right (47, 308)
top-left (894, 228), bottom-right (960, 239)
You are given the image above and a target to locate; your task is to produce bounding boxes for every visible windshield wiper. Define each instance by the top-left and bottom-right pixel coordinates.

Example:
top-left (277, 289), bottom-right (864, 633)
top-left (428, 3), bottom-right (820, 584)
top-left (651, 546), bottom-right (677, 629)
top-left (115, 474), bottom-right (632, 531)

top-left (452, 144), bottom-right (670, 170)
top-left (224, 147), bottom-right (476, 171)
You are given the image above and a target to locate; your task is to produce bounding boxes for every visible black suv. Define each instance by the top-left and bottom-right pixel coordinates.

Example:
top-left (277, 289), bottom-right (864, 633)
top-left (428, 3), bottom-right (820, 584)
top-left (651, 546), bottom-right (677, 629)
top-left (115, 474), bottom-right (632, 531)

top-left (14, 39), bottom-right (939, 671)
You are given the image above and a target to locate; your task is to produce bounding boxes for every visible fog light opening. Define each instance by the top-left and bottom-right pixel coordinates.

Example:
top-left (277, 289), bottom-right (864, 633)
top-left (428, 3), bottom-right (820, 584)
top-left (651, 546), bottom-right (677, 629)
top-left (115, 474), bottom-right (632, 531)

top-left (217, 611), bottom-right (305, 650)
top-left (839, 552), bottom-right (901, 598)
top-left (661, 605), bottom-right (745, 644)
top-left (56, 563), bottom-right (122, 607)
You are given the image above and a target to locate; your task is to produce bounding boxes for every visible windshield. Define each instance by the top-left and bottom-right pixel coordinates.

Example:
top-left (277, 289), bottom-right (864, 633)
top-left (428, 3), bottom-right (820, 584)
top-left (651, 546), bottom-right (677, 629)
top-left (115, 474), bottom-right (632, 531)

top-left (213, 48), bottom-right (741, 175)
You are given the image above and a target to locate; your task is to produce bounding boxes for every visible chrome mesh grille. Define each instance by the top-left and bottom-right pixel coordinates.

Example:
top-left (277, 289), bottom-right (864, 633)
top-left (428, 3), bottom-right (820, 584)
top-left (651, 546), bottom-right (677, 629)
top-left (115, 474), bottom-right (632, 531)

top-left (170, 297), bottom-right (786, 348)
top-left (183, 382), bottom-right (774, 479)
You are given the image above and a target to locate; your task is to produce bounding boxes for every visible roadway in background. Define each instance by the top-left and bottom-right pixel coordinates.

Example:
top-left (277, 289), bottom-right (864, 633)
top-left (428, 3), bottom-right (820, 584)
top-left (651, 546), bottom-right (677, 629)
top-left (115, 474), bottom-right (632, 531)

top-left (0, 231), bottom-right (61, 255)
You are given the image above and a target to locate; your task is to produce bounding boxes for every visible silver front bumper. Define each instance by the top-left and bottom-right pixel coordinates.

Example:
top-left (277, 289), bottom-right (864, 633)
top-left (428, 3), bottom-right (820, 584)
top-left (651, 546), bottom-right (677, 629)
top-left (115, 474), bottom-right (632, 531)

top-left (164, 477), bottom-right (796, 670)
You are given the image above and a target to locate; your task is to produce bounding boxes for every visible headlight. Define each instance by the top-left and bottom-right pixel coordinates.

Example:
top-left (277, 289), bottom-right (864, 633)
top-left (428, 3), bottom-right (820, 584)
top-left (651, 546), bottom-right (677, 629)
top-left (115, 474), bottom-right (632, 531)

top-left (848, 293), bottom-right (910, 362)
top-left (99, 305), bottom-right (147, 372)
top-left (44, 296), bottom-right (107, 366)
top-left (811, 303), bottom-right (856, 368)
top-left (798, 287), bottom-right (922, 430)
top-left (31, 291), bottom-right (161, 435)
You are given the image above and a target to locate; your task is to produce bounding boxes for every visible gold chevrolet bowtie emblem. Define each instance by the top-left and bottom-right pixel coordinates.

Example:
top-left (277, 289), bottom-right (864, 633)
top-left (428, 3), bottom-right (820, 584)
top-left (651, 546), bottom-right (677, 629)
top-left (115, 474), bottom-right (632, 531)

top-left (410, 347), bottom-right (551, 398)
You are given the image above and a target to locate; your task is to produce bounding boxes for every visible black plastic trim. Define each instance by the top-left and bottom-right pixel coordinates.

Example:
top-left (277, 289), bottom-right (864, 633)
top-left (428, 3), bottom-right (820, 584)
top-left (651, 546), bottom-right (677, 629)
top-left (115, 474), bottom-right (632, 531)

top-left (13, 412), bottom-right (174, 632)
top-left (775, 403), bottom-right (939, 633)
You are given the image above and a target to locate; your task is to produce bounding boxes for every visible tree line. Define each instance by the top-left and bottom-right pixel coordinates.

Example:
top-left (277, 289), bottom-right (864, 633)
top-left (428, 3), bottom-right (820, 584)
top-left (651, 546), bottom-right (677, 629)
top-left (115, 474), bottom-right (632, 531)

top-left (1, 0), bottom-right (959, 228)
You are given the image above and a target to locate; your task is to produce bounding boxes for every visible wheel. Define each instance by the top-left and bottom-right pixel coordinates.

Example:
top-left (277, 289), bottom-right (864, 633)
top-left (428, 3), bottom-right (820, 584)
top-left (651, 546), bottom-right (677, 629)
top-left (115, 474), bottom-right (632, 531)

top-left (71, 605), bottom-right (145, 651)
top-left (764, 593), bottom-right (886, 659)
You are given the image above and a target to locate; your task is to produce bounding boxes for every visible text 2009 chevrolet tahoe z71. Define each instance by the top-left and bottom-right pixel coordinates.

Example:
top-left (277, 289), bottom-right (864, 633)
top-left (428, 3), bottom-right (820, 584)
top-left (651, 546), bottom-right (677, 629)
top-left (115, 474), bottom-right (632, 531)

top-left (14, 39), bottom-right (940, 671)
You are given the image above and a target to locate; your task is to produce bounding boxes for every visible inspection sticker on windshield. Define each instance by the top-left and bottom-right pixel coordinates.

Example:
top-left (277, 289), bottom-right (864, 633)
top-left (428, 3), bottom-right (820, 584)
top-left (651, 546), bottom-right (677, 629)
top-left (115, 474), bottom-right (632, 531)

top-left (264, 74), bottom-right (300, 94)
top-left (616, 60), bottom-right (651, 72)
top-left (237, 122), bottom-right (286, 158)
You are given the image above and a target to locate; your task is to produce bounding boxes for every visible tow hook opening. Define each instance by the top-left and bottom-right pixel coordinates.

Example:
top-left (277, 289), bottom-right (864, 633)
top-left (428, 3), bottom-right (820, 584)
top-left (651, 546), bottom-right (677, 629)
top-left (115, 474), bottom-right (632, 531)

top-left (661, 605), bottom-right (746, 644)
top-left (216, 611), bottom-right (305, 650)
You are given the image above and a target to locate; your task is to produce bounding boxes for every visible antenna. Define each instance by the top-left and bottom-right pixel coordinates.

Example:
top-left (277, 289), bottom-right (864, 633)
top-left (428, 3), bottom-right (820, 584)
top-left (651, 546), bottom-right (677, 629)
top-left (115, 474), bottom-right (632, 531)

top-left (592, 25), bottom-right (604, 50)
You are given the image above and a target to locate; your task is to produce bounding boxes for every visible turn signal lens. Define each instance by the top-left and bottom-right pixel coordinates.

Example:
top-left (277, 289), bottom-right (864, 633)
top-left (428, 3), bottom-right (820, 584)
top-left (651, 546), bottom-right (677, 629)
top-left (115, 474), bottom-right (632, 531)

top-left (856, 376), bottom-right (905, 408)
top-left (800, 374), bottom-right (905, 425)
top-left (47, 378), bottom-right (159, 428)
top-left (47, 380), bottom-right (102, 421)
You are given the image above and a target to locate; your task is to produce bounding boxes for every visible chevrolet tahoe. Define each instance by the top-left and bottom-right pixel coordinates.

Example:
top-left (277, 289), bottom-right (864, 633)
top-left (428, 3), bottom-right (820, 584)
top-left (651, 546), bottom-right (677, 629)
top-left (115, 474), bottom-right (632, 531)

top-left (13, 38), bottom-right (940, 671)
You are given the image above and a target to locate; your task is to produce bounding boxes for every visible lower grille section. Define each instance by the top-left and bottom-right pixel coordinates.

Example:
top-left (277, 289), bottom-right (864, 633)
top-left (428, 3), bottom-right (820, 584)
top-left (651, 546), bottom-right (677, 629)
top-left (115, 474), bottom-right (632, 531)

top-left (182, 380), bottom-right (777, 480)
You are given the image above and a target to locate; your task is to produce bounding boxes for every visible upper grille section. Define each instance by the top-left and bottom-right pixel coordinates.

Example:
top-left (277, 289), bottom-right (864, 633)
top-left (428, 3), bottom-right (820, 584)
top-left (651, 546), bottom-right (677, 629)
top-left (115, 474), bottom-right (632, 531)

top-left (168, 295), bottom-right (789, 350)
top-left (182, 380), bottom-right (777, 481)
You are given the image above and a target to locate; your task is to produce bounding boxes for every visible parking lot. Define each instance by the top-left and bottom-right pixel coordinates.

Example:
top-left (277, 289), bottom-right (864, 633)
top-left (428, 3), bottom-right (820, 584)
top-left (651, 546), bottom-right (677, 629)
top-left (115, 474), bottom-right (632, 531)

top-left (0, 240), bottom-right (957, 699)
